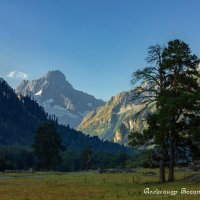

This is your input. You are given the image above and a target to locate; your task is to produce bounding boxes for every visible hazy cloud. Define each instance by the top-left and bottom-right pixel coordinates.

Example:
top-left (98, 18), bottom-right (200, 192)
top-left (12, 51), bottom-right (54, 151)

top-left (6, 71), bottom-right (31, 79)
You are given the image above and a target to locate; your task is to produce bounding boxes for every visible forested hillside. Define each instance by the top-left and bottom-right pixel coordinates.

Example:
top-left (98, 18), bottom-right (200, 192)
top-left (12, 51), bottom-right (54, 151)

top-left (0, 78), bottom-right (48, 145)
top-left (0, 78), bottom-right (130, 154)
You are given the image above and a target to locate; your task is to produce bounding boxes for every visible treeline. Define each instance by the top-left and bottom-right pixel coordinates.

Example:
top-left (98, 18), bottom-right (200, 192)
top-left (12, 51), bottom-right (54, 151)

top-left (0, 145), bottom-right (131, 171)
top-left (57, 124), bottom-right (130, 154)
top-left (1, 145), bottom-right (195, 172)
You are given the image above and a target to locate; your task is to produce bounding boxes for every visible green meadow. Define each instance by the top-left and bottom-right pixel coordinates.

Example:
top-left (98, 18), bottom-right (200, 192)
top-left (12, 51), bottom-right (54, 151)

top-left (0, 168), bottom-right (199, 200)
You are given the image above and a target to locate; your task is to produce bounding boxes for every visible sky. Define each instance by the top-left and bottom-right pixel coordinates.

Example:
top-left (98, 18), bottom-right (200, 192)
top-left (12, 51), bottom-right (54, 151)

top-left (1, 0), bottom-right (200, 100)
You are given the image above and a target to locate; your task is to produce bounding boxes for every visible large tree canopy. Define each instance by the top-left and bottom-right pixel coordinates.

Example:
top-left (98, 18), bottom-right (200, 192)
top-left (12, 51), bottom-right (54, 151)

top-left (129, 39), bottom-right (200, 183)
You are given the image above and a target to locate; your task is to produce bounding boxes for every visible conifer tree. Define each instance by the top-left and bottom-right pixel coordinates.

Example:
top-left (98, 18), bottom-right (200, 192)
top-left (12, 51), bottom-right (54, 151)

top-left (33, 122), bottom-right (64, 171)
top-left (161, 39), bottom-right (200, 181)
top-left (129, 39), bottom-right (200, 182)
top-left (129, 44), bottom-right (167, 183)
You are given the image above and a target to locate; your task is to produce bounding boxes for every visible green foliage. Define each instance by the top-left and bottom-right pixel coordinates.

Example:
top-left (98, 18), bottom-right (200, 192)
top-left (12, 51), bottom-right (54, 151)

top-left (0, 146), bottom-right (132, 172)
top-left (0, 79), bottom-right (51, 145)
top-left (0, 157), bottom-right (7, 171)
top-left (91, 151), bottom-right (117, 169)
top-left (113, 152), bottom-right (130, 168)
top-left (33, 123), bottom-right (64, 171)
top-left (58, 150), bottom-right (82, 171)
top-left (81, 146), bottom-right (93, 170)
top-left (0, 146), bottom-right (35, 170)
top-left (129, 39), bottom-right (200, 182)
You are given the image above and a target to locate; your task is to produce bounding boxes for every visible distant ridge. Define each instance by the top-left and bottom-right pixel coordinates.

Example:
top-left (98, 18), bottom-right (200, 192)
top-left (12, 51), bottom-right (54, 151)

top-left (78, 82), bottom-right (155, 145)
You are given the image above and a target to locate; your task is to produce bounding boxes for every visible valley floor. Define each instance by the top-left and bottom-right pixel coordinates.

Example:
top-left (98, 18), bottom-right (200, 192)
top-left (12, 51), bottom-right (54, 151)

top-left (0, 169), bottom-right (199, 200)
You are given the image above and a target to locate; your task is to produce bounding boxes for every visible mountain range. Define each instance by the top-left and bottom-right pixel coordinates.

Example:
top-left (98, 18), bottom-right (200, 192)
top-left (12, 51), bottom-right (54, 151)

top-left (17, 70), bottom-right (105, 128)
top-left (0, 77), bottom-right (130, 153)
top-left (16, 71), bottom-right (153, 145)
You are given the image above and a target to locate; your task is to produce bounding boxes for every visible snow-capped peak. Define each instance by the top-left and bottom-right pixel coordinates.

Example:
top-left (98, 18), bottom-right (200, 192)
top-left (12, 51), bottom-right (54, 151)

top-left (16, 70), bottom-right (105, 127)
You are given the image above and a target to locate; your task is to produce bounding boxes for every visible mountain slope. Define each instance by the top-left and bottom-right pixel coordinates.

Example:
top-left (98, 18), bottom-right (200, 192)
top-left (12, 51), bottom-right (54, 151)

top-left (16, 70), bottom-right (105, 127)
top-left (0, 78), bottom-right (130, 153)
top-left (0, 78), bottom-right (48, 145)
top-left (78, 83), bottom-right (155, 145)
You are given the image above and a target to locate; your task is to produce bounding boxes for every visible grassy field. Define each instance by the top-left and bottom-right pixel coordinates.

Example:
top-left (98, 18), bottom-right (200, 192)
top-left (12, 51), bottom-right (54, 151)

top-left (0, 168), bottom-right (199, 200)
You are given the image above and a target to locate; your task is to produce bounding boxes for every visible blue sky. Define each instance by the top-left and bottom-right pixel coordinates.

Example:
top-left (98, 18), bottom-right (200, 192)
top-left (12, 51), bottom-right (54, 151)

top-left (0, 0), bottom-right (200, 100)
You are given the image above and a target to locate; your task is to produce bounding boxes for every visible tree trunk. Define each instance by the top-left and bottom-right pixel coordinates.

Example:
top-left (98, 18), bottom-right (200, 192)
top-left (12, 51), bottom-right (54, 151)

top-left (159, 146), bottom-right (166, 183)
top-left (168, 138), bottom-right (175, 182)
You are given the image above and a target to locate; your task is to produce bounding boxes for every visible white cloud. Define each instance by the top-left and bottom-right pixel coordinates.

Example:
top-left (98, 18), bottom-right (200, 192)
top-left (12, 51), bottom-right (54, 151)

top-left (6, 71), bottom-right (31, 79)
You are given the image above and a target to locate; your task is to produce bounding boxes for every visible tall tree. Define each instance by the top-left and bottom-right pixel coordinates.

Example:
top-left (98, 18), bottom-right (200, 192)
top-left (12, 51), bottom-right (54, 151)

top-left (33, 122), bottom-right (64, 171)
top-left (129, 44), bottom-right (167, 183)
top-left (129, 40), bottom-right (200, 183)
top-left (161, 39), bottom-right (200, 181)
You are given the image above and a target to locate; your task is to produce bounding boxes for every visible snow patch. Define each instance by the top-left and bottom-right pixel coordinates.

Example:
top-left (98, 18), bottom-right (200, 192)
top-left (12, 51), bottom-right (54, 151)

top-left (35, 90), bottom-right (43, 96)
top-left (52, 105), bottom-right (79, 119)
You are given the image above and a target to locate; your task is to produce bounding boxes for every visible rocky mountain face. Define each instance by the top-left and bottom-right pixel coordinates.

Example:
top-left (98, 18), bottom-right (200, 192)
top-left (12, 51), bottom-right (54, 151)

top-left (78, 82), bottom-right (155, 145)
top-left (17, 70), bottom-right (105, 127)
